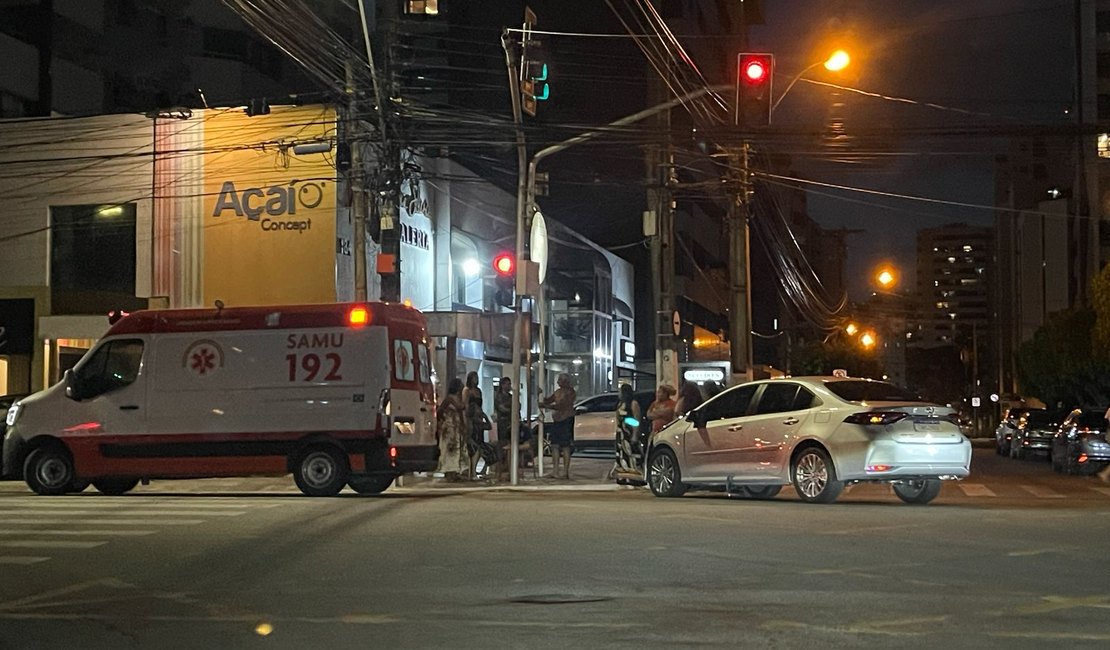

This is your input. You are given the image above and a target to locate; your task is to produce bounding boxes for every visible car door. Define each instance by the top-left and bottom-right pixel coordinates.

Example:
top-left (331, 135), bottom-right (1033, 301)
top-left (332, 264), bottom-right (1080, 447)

top-left (681, 384), bottom-right (757, 479)
top-left (573, 394), bottom-right (618, 449)
top-left (742, 382), bottom-right (814, 477)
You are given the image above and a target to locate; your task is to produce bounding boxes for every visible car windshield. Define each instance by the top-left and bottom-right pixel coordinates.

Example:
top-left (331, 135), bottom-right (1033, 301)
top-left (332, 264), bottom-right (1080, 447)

top-left (1071, 411), bottom-right (1108, 429)
top-left (824, 380), bottom-right (922, 403)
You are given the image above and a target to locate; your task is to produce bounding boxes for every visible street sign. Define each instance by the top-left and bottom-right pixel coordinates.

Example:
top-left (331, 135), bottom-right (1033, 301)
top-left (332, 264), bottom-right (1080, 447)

top-left (672, 310), bottom-right (681, 336)
top-left (972, 397), bottom-right (981, 408)
top-left (530, 210), bottom-right (548, 283)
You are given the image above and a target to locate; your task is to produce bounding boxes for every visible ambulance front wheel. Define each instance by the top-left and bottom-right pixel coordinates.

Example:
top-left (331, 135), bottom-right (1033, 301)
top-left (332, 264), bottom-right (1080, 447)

top-left (293, 446), bottom-right (350, 497)
top-left (347, 474), bottom-right (395, 495)
top-left (24, 446), bottom-right (76, 496)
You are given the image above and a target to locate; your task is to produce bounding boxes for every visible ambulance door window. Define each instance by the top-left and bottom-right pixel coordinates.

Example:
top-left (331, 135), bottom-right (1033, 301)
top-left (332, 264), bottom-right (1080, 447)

top-left (416, 342), bottom-right (431, 385)
top-left (75, 338), bottom-right (144, 398)
top-left (393, 339), bottom-right (415, 382)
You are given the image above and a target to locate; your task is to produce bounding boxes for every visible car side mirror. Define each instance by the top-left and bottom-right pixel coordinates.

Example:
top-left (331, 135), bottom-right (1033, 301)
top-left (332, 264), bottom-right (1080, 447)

top-left (575, 406), bottom-right (586, 415)
top-left (64, 369), bottom-right (83, 401)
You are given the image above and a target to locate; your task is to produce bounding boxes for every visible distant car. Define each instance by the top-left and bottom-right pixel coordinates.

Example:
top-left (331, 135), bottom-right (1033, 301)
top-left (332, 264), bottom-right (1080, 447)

top-left (645, 376), bottom-right (972, 505)
top-left (996, 408), bottom-right (1044, 456)
top-left (1051, 408), bottom-right (1110, 475)
top-left (1009, 409), bottom-right (1068, 460)
top-left (571, 390), bottom-right (655, 453)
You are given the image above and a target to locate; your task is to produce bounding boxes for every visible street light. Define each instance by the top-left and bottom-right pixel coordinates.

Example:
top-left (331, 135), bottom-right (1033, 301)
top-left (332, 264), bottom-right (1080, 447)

top-left (875, 265), bottom-right (898, 291)
top-left (770, 50), bottom-right (851, 115)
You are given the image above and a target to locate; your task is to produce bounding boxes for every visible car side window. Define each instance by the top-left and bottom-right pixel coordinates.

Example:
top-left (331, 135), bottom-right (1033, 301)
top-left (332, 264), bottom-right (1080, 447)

top-left (75, 338), bottom-right (144, 398)
top-left (793, 387), bottom-right (817, 410)
top-left (754, 383), bottom-right (802, 415)
top-left (583, 396), bottom-right (618, 413)
top-left (703, 385), bottom-right (757, 422)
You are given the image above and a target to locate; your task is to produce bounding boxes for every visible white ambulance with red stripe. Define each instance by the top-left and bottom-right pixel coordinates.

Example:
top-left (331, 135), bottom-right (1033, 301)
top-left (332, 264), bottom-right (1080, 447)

top-left (2, 302), bottom-right (438, 496)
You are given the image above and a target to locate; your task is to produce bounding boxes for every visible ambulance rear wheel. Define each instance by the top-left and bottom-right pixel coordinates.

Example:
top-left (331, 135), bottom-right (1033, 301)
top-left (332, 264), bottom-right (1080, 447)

top-left (24, 446), bottom-right (76, 496)
top-left (93, 478), bottom-right (139, 496)
top-left (347, 474), bottom-right (395, 495)
top-left (293, 446), bottom-right (349, 496)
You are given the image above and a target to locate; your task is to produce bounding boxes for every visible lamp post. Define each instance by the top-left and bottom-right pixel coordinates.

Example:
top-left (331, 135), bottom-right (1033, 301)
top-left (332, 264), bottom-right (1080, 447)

top-left (770, 50), bottom-right (850, 115)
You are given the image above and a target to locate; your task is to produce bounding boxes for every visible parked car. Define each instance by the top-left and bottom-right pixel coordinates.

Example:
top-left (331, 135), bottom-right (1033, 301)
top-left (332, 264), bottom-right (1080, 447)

top-left (645, 376), bottom-right (972, 505)
top-left (1009, 409), bottom-right (1068, 460)
top-left (1051, 408), bottom-right (1110, 475)
top-left (571, 390), bottom-right (655, 454)
top-left (996, 408), bottom-right (1044, 456)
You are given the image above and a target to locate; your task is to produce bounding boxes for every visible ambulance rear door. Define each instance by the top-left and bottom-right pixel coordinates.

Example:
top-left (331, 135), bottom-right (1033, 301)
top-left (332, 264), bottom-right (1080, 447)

top-left (387, 335), bottom-right (436, 451)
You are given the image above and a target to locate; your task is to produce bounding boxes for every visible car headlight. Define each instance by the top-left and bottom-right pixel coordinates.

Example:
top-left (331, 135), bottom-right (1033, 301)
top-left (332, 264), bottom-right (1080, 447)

top-left (6, 402), bottom-right (21, 427)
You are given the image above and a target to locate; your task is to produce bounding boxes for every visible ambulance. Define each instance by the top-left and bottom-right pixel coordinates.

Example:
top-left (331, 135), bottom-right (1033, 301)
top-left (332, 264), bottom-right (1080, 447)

top-left (2, 302), bottom-right (438, 497)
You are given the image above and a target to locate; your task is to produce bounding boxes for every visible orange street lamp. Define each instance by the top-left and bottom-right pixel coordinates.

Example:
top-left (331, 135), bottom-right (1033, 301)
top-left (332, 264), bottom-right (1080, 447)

top-left (874, 265), bottom-right (898, 292)
top-left (859, 330), bottom-right (877, 349)
top-left (845, 322), bottom-right (859, 336)
top-left (771, 50), bottom-right (852, 114)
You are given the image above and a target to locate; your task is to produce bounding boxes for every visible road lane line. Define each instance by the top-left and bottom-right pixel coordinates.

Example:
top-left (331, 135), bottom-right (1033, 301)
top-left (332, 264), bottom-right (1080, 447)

top-left (0, 557), bottom-right (50, 565)
top-left (0, 510), bottom-right (244, 517)
top-left (0, 541), bottom-right (106, 549)
top-left (957, 483), bottom-right (996, 497)
top-left (0, 530), bottom-right (156, 537)
top-left (1020, 485), bottom-right (1065, 499)
top-left (1, 519), bottom-right (204, 525)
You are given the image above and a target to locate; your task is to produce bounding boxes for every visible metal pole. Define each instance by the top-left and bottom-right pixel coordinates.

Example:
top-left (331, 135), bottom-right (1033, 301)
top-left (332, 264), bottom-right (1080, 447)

top-left (346, 61), bottom-right (367, 302)
top-left (536, 286), bottom-right (546, 477)
top-left (502, 31), bottom-right (527, 486)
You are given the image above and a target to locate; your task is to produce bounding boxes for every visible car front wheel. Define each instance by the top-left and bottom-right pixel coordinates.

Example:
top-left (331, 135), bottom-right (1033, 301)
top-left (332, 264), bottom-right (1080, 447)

top-left (792, 447), bottom-right (843, 504)
top-left (24, 447), bottom-right (75, 496)
top-left (647, 448), bottom-right (686, 498)
top-left (892, 479), bottom-right (942, 505)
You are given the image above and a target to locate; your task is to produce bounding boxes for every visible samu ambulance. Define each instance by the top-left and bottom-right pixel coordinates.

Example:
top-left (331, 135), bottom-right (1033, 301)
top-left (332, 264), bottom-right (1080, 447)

top-left (2, 302), bottom-right (438, 497)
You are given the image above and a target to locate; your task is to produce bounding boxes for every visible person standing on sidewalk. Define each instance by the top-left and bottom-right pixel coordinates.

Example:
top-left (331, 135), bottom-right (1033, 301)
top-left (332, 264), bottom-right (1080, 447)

top-left (540, 373), bottom-right (576, 479)
top-left (436, 377), bottom-right (468, 481)
top-left (493, 376), bottom-right (514, 481)
top-left (646, 384), bottom-right (677, 433)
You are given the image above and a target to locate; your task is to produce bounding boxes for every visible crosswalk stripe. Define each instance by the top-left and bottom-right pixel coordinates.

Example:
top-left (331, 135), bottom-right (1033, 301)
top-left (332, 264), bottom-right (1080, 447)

top-left (1093, 487), bottom-right (1110, 497)
top-left (1, 518), bottom-right (204, 525)
top-left (958, 483), bottom-right (997, 497)
top-left (0, 556), bottom-right (50, 565)
top-left (0, 541), bottom-right (106, 549)
top-left (0, 509), bottom-right (244, 517)
top-left (0, 501), bottom-right (262, 510)
top-left (1020, 486), bottom-right (1065, 499)
top-left (0, 530), bottom-right (156, 537)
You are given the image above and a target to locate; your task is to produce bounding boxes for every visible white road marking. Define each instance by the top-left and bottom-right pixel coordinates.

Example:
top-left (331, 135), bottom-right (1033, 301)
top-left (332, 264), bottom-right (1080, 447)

top-left (0, 541), bottom-right (106, 549)
top-left (0, 500), bottom-right (264, 510)
top-left (1, 518), bottom-right (204, 526)
top-left (0, 510), bottom-right (244, 517)
top-left (1020, 485), bottom-right (1065, 499)
top-left (1092, 487), bottom-right (1110, 497)
top-left (0, 530), bottom-right (156, 537)
top-left (0, 557), bottom-right (50, 565)
top-left (957, 483), bottom-right (996, 497)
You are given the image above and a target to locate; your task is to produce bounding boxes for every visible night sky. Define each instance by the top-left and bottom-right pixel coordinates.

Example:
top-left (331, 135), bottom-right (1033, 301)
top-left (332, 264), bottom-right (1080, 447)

top-left (749, 0), bottom-right (1075, 298)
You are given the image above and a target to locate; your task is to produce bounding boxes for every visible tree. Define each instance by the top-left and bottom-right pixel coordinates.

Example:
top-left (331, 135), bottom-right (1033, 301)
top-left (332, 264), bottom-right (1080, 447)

top-left (1015, 306), bottom-right (1110, 409)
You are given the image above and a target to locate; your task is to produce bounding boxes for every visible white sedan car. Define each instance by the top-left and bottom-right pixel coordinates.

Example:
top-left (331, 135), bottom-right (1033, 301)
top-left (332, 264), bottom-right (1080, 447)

top-left (645, 376), bottom-right (972, 504)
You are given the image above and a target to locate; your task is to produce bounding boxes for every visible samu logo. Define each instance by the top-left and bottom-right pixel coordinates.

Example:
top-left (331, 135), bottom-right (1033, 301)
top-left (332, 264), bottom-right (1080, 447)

top-left (212, 179), bottom-right (326, 221)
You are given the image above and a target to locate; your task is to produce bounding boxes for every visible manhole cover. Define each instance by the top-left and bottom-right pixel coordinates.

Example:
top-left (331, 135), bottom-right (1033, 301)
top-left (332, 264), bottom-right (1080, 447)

top-left (509, 594), bottom-right (613, 605)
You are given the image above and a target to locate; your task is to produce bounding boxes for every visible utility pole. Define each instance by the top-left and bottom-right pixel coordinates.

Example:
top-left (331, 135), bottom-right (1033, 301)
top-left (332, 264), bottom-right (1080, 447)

top-left (728, 143), bottom-right (753, 384)
top-left (363, 0), bottom-right (400, 303)
top-left (649, 77), bottom-right (680, 391)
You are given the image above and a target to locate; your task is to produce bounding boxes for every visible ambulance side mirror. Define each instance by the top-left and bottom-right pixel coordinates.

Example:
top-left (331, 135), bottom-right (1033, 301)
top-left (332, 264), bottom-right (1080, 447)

top-left (64, 369), bottom-right (84, 401)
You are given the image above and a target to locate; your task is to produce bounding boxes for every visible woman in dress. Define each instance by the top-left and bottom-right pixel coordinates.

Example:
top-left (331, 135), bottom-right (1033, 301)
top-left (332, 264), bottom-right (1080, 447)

top-left (436, 377), bottom-right (468, 481)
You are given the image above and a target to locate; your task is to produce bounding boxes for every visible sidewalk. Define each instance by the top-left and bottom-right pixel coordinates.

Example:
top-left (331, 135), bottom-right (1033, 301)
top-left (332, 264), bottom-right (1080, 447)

top-left (392, 455), bottom-right (629, 493)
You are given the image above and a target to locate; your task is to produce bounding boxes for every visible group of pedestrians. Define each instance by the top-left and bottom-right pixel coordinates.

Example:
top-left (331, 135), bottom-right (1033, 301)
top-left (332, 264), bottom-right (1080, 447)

top-left (435, 370), bottom-right (706, 483)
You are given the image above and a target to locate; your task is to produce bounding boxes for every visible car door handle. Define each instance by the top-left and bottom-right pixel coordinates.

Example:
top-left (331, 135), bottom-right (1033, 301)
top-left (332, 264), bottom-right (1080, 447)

top-left (119, 405), bottom-right (140, 411)
top-left (782, 417), bottom-right (799, 425)
top-left (727, 424), bottom-right (743, 431)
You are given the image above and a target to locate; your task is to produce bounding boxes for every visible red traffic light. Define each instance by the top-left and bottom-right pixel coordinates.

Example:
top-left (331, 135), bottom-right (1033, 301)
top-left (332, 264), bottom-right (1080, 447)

top-left (738, 53), bottom-right (773, 86)
top-left (493, 252), bottom-right (515, 276)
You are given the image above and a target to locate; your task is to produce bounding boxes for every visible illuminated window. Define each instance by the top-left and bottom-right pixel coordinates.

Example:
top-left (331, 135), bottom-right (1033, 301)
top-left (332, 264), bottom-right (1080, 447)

top-left (405, 0), bottom-right (439, 14)
top-left (1100, 133), bottom-right (1110, 158)
top-left (962, 245), bottom-right (973, 252)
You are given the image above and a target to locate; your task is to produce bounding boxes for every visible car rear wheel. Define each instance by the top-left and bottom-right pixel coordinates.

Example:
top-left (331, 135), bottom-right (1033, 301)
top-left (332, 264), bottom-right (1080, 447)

top-left (792, 447), bottom-right (843, 504)
top-left (293, 446), bottom-right (349, 496)
top-left (24, 447), bottom-right (75, 496)
top-left (730, 485), bottom-right (782, 499)
top-left (347, 474), bottom-right (395, 495)
top-left (892, 479), bottom-right (942, 505)
top-left (647, 448), bottom-right (686, 498)
top-left (93, 478), bottom-right (139, 496)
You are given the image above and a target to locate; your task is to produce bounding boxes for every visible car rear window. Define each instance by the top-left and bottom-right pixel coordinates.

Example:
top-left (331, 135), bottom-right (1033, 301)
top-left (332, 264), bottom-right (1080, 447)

top-left (824, 380), bottom-right (922, 403)
top-left (1025, 411), bottom-right (1065, 427)
top-left (1072, 410), bottom-right (1108, 429)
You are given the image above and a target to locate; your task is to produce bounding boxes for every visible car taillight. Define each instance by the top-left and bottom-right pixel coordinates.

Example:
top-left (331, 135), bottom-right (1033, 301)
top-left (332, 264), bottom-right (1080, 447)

top-left (844, 412), bottom-right (909, 426)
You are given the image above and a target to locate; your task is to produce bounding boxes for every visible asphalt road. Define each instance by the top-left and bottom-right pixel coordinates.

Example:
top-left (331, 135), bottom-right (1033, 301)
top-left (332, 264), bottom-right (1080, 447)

top-left (1, 447), bottom-right (1109, 649)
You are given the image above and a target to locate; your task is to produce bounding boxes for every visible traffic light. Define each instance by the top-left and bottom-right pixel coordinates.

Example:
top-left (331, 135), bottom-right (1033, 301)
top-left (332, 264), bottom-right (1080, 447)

top-left (521, 39), bottom-right (549, 117)
top-left (492, 252), bottom-right (516, 307)
top-left (735, 53), bottom-right (774, 127)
